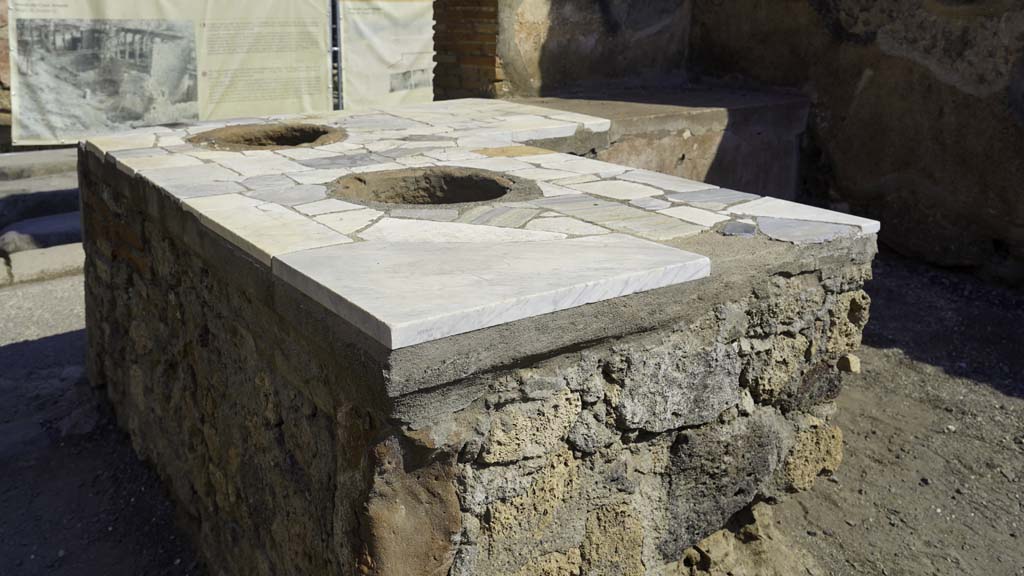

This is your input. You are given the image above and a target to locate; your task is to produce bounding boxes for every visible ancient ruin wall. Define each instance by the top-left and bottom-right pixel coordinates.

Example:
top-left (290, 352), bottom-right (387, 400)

top-left (434, 0), bottom-right (693, 98)
top-left (496, 0), bottom-right (691, 96)
top-left (690, 0), bottom-right (1024, 281)
top-left (82, 142), bottom-right (875, 575)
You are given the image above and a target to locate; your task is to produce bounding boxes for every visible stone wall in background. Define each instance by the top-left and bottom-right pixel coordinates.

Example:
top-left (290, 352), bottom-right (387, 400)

top-left (690, 0), bottom-right (1024, 281)
top-left (434, 0), bottom-right (507, 99)
top-left (496, 0), bottom-right (691, 96)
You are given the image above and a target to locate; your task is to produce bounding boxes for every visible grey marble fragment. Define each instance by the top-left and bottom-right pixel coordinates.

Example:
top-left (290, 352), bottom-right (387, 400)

top-left (757, 217), bottom-right (857, 244)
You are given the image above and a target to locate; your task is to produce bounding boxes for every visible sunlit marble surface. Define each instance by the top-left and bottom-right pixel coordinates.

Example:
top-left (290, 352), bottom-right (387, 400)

top-left (89, 98), bottom-right (880, 350)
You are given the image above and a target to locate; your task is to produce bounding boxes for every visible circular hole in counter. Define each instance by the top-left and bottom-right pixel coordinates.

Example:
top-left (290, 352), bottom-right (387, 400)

top-left (187, 123), bottom-right (346, 151)
top-left (328, 167), bottom-right (541, 206)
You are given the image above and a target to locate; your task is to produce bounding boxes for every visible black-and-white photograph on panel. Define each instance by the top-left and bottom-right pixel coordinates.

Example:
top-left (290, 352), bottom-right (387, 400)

top-left (13, 18), bottom-right (198, 142)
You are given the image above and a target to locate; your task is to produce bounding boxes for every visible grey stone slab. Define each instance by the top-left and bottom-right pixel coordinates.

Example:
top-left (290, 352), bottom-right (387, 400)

top-left (241, 174), bottom-right (297, 191)
top-left (629, 197), bottom-right (672, 211)
top-left (299, 153), bottom-right (392, 170)
top-left (246, 185), bottom-right (328, 206)
top-left (536, 195), bottom-right (703, 240)
top-left (610, 213), bottom-right (705, 241)
top-left (390, 208), bottom-right (460, 222)
top-left (720, 221), bottom-right (757, 237)
top-left (667, 188), bottom-right (760, 209)
top-left (295, 199), bottom-right (364, 216)
top-left (757, 217), bottom-right (858, 244)
top-left (377, 147), bottom-right (442, 159)
top-left (458, 206), bottom-right (539, 228)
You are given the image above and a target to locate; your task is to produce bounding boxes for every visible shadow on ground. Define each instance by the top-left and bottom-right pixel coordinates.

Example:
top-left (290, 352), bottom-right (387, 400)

top-left (862, 248), bottom-right (1024, 398)
top-left (0, 330), bottom-right (200, 576)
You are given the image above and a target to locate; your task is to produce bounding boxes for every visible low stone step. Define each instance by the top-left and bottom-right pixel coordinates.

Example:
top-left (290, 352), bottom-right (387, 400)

top-left (0, 148), bottom-right (78, 181)
top-left (515, 87), bottom-right (809, 200)
top-left (0, 211), bottom-right (82, 254)
top-left (0, 171), bottom-right (80, 230)
top-left (0, 242), bottom-right (84, 286)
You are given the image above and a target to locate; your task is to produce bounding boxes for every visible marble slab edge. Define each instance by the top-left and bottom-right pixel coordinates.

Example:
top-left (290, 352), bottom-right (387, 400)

top-left (272, 236), bottom-right (712, 350)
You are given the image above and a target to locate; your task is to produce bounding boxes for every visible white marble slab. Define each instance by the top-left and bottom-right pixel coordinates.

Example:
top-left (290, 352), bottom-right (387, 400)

top-left (757, 217), bottom-right (859, 244)
top-left (295, 199), bottom-right (364, 216)
top-left (246, 185), bottom-right (327, 206)
top-left (618, 170), bottom-right (719, 193)
top-left (524, 217), bottom-right (610, 236)
top-left (358, 218), bottom-right (565, 243)
top-left (141, 164), bottom-right (246, 200)
top-left (314, 209), bottom-right (384, 234)
top-left (667, 188), bottom-right (759, 210)
top-left (389, 208), bottom-right (460, 222)
top-left (537, 157), bottom-right (627, 178)
top-left (218, 155), bottom-right (312, 177)
top-left (537, 181), bottom-right (582, 197)
top-left (289, 168), bottom-right (352, 185)
top-left (659, 205), bottom-right (732, 227)
top-left (88, 97), bottom-right (883, 352)
top-left (630, 197), bottom-right (673, 211)
top-left (116, 153), bottom-right (204, 175)
top-left (182, 194), bottom-right (350, 265)
top-left (443, 157), bottom-right (535, 172)
top-left (273, 234), bottom-right (710, 349)
top-left (507, 168), bottom-right (582, 181)
top-left (86, 132), bottom-right (158, 154)
top-left (545, 112), bottom-right (612, 133)
top-left (277, 148), bottom-right (342, 161)
top-left (570, 180), bottom-right (664, 200)
top-left (727, 197), bottom-right (880, 233)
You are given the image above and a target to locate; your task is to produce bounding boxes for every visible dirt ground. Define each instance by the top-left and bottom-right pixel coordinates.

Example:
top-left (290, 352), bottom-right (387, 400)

top-left (0, 249), bottom-right (1022, 576)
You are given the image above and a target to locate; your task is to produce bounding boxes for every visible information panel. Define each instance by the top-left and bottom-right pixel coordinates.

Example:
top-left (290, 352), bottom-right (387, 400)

top-left (339, 0), bottom-right (433, 110)
top-left (9, 0), bottom-right (333, 145)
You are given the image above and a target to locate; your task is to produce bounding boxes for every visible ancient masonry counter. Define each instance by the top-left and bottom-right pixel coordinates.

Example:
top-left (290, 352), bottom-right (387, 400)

top-left (81, 99), bottom-right (879, 576)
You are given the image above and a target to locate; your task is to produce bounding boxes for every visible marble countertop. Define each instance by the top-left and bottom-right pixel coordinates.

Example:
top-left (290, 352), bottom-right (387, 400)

top-left (85, 99), bottom-right (880, 350)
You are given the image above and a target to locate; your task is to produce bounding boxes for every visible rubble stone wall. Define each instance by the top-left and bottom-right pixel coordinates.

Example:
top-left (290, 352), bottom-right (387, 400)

top-left (82, 146), bottom-right (875, 575)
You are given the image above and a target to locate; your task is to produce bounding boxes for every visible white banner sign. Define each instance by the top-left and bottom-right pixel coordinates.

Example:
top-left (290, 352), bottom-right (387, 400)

top-left (9, 0), bottom-right (333, 145)
top-left (339, 0), bottom-right (434, 110)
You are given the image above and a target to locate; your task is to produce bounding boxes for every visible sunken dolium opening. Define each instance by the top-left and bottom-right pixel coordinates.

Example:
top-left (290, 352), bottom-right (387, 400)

top-left (187, 123), bottom-right (346, 151)
top-left (329, 167), bottom-right (542, 206)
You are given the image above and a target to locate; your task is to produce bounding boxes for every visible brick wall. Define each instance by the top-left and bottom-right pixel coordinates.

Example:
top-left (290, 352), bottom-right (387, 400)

top-left (433, 0), bottom-right (507, 99)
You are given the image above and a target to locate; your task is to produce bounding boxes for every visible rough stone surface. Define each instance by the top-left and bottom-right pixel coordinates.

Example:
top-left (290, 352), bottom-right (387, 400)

top-left (81, 141), bottom-right (876, 575)
top-left (497, 0), bottom-right (691, 97)
top-left (691, 0), bottom-right (1024, 281)
top-left (521, 92), bottom-right (810, 200)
